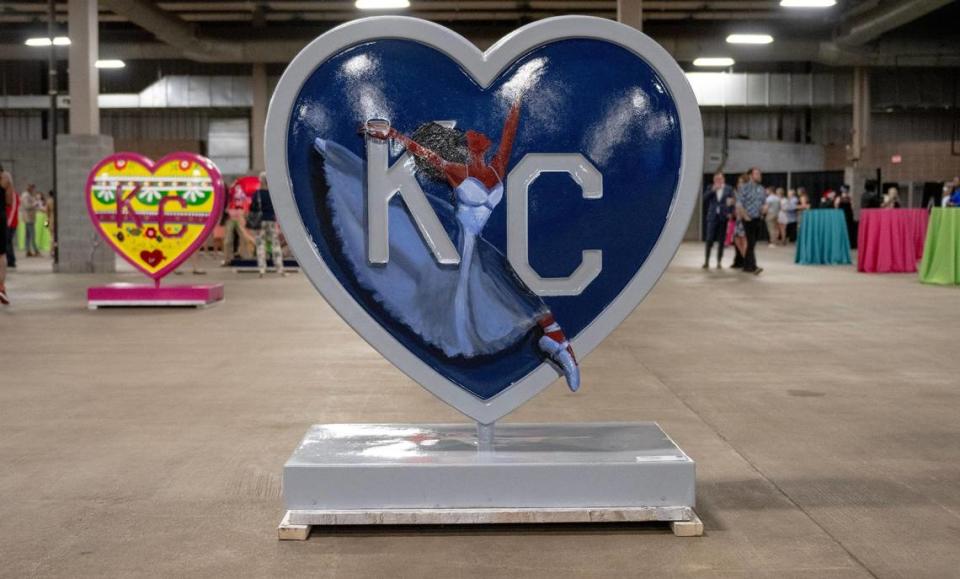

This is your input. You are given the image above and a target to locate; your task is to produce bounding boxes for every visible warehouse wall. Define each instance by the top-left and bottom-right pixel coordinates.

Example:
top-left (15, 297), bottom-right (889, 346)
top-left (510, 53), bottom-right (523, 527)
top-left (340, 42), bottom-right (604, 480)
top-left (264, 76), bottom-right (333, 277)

top-left (0, 140), bottom-right (53, 193)
top-left (0, 109), bottom-right (252, 188)
top-left (703, 137), bottom-right (825, 174)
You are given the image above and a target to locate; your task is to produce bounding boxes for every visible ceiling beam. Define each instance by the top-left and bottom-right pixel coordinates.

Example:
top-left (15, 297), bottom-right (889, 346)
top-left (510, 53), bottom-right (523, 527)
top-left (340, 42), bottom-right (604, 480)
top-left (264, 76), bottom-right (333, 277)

top-left (837, 0), bottom-right (953, 46)
top-left (2, 36), bottom-right (958, 67)
top-left (95, 0), bottom-right (315, 62)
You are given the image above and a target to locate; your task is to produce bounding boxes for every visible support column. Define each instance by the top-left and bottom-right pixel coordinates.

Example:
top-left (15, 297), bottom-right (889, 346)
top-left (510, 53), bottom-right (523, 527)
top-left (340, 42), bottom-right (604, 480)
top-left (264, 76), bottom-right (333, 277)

top-left (860, 68), bottom-right (870, 150)
top-left (251, 63), bottom-right (268, 173)
top-left (68, 0), bottom-right (99, 135)
top-left (617, 0), bottom-right (642, 31)
top-left (847, 67), bottom-right (872, 219)
top-left (852, 67), bottom-right (863, 163)
top-left (57, 0), bottom-right (114, 273)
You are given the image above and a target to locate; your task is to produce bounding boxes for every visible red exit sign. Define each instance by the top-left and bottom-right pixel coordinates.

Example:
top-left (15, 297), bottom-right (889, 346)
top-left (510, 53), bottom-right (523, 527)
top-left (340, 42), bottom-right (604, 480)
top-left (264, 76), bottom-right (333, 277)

top-left (891, 154), bottom-right (902, 164)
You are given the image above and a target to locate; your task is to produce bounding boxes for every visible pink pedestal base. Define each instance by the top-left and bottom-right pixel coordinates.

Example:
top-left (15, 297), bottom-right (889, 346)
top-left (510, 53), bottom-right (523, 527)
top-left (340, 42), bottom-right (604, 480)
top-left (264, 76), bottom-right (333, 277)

top-left (87, 283), bottom-right (224, 309)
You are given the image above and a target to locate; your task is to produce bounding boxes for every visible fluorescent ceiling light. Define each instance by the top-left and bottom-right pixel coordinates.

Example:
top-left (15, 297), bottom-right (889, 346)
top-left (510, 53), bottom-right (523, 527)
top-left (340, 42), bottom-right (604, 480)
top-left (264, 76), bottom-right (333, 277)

top-left (726, 34), bottom-right (774, 45)
top-left (24, 36), bottom-right (71, 47)
top-left (780, 0), bottom-right (836, 7)
top-left (96, 59), bottom-right (126, 69)
top-left (694, 57), bottom-right (735, 67)
top-left (355, 0), bottom-right (410, 9)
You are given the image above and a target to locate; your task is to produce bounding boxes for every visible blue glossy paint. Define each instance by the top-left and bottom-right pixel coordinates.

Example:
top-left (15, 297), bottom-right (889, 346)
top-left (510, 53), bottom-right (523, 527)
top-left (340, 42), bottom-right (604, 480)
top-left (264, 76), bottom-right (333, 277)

top-left (286, 38), bottom-right (682, 400)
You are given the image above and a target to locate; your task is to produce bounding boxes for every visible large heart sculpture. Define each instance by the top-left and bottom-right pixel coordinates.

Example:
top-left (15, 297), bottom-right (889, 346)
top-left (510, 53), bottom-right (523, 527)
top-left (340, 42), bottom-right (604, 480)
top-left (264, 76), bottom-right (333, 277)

top-left (85, 153), bottom-right (224, 282)
top-left (266, 16), bottom-right (702, 424)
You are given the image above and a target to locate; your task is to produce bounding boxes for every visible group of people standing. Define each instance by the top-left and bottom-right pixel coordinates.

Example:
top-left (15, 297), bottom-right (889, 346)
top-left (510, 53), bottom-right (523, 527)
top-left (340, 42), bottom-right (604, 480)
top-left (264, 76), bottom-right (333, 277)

top-left (939, 178), bottom-right (960, 207)
top-left (3, 182), bottom-right (56, 267)
top-left (1, 164), bottom-right (57, 305)
top-left (703, 168), bottom-right (860, 273)
top-left (218, 171), bottom-right (286, 278)
top-left (703, 168), bottom-right (772, 275)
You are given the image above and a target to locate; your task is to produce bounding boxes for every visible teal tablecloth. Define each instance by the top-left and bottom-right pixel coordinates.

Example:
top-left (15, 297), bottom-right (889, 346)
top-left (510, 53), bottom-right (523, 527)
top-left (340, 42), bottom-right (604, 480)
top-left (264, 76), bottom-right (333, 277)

top-left (795, 209), bottom-right (851, 265)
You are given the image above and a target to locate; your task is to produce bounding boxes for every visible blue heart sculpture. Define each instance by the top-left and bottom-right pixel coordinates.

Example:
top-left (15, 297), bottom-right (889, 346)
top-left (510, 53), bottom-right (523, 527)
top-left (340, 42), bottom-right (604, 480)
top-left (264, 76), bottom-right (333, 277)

top-left (266, 16), bottom-right (702, 424)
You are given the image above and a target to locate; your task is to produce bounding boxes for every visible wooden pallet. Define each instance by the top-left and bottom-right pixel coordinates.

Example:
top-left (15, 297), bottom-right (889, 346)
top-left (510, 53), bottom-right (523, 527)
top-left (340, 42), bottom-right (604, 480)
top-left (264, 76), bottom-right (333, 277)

top-left (278, 507), bottom-right (703, 540)
top-left (278, 511), bottom-right (311, 541)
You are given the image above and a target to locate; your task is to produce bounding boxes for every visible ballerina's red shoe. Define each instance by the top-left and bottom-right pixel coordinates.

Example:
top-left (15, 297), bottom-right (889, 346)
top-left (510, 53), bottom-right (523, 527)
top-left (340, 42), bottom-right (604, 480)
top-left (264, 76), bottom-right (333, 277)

top-left (537, 313), bottom-right (580, 392)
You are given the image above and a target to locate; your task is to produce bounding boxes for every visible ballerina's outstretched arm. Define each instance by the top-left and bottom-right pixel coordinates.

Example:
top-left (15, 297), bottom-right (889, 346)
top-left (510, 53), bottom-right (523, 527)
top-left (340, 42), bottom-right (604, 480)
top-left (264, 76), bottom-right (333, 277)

top-left (491, 100), bottom-right (521, 177)
top-left (367, 125), bottom-right (468, 184)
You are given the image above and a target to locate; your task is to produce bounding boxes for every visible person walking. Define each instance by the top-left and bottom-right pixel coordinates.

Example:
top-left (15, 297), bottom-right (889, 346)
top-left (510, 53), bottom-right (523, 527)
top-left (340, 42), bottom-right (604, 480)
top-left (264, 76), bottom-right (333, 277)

top-left (222, 182), bottom-right (254, 265)
top-left (0, 165), bottom-right (14, 304)
top-left (5, 175), bottom-right (18, 269)
top-left (777, 188), bottom-right (790, 244)
top-left (731, 173), bottom-right (749, 269)
top-left (765, 187), bottom-right (782, 247)
top-left (20, 184), bottom-right (40, 257)
top-left (251, 172), bottom-right (286, 278)
top-left (737, 167), bottom-right (767, 275)
top-left (702, 171), bottom-right (734, 269)
top-left (43, 190), bottom-right (55, 258)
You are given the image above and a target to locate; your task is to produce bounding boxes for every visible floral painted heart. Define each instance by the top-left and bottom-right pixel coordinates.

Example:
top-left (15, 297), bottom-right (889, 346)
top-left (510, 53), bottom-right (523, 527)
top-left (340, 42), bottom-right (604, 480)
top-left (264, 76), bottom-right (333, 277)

top-left (85, 153), bottom-right (225, 281)
top-left (266, 17), bottom-right (702, 423)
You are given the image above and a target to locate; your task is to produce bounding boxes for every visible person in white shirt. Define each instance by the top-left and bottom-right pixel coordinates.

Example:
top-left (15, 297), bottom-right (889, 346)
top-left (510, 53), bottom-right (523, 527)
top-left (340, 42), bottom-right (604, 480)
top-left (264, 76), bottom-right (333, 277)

top-left (764, 187), bottom-right (782, 247)
top-left (881, 186), bottom-right (901, 209)
top-left (20, 184), bottom-right (41, 257)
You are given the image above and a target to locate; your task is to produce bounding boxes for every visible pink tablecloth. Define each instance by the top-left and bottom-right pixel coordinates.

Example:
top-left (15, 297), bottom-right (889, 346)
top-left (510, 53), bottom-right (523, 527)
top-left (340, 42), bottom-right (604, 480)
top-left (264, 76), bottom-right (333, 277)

top-left (857, 208), bottom-right (929, 273)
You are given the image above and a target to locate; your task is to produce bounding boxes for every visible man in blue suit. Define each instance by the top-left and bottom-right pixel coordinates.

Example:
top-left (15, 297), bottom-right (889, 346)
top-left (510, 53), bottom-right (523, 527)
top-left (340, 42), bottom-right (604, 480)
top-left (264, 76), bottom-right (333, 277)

top-left (703, 171), bottom-right (734, 269)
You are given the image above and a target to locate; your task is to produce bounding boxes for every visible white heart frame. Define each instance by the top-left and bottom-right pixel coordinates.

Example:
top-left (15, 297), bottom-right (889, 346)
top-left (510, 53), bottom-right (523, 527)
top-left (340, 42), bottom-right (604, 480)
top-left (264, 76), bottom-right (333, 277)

top-left (265, 15), bottom-right (703, 425)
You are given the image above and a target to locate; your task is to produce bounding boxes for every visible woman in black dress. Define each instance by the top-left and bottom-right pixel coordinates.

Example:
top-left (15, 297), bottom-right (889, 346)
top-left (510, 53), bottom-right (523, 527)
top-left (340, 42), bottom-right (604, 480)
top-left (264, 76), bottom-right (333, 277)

top-left (0, 163), bottom-right (12, 304)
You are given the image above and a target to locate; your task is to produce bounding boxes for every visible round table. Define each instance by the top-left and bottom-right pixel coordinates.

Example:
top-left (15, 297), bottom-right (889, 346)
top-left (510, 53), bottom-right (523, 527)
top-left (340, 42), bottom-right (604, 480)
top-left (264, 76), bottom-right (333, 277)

top-left (857, 208), bottom-right (928, 273)
top-left (919, 208), bottom-right (960, 285)
top-left (795, 209), bottom-right (851, 265)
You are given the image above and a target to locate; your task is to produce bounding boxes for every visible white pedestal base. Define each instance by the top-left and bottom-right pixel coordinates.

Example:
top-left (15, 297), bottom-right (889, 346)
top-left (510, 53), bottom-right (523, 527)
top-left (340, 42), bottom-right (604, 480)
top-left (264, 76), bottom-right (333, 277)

top-left (280, 422), bottom-right (700, 539)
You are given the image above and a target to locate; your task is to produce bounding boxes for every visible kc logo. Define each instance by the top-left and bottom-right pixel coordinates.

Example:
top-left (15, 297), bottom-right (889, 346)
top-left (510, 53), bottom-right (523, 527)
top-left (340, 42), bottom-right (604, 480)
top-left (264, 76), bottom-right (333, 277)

top-left (86, 152), bottom-right (224, 282)
top-left (266, 16), bottom-right (703, 423)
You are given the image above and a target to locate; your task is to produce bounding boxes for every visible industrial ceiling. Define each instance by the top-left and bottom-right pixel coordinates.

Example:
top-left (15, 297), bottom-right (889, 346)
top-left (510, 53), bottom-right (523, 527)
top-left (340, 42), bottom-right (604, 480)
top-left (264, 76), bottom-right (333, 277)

top-left (0, 0), bottom-right (957, 66)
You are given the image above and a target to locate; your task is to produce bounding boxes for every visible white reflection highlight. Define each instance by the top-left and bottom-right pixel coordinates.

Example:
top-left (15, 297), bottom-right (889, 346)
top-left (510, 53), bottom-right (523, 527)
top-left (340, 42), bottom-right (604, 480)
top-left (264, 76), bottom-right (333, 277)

top-left (349, 85), bottom-right (391, 127)
top-left (499, 58), bottom-right (547, 101)
top-left (584, 88), bottom-right (651, 165)
top-left (338, 53), bottom-right (394, 125)
top-left (343, 54), bottom-right (374, 77)
top-left (645, 112), bottom-right (674, 139)
top-left (497, 58), bottom-right (565, 136)
top-left (320, 424), bottom-right (423, 438)
top-left (359, 440), bottom-right (420, 458)
top-left (296, 102), bottom-right (331, 135)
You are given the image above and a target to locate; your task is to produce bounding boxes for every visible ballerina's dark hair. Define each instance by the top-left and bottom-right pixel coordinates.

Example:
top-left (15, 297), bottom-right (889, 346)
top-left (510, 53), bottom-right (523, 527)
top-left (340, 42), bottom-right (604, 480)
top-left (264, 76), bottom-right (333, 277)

top-left (410, 122), bottom-right (468, 184)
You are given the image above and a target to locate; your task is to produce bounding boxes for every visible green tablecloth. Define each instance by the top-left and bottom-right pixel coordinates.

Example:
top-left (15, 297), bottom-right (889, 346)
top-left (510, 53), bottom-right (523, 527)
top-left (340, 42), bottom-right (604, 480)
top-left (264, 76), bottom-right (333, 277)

top-left (795, 209), bottom-right (851, 265)
top-left (919, 208), bottom-right (960, 285)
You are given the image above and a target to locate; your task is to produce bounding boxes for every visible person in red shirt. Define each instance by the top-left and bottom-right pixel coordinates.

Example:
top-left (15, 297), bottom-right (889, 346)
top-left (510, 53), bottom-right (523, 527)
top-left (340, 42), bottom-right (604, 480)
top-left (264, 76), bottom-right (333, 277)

top-left (0, 164), bottom-right (14, 304)
top-left (5, 174), bottom-right (18, 269)
top-left (222, 182), bottom-right (254, 265)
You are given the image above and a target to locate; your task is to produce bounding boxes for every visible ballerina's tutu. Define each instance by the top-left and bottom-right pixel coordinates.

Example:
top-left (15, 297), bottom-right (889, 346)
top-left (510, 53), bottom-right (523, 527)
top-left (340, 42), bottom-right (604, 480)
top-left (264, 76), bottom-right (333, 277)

top-left (313, 138), bottom-right (547, 359)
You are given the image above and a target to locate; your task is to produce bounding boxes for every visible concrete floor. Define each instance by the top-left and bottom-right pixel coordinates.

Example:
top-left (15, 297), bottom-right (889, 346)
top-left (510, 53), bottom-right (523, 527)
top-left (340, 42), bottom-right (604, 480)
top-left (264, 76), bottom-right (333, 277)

top-left (2, 243), bottom-right (959, 578)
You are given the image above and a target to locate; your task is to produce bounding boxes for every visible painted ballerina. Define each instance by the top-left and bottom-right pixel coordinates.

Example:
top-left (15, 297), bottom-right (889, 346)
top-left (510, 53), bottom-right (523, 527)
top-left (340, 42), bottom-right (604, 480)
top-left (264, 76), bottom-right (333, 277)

top-left (313, 98), bottom-right (580, 391)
